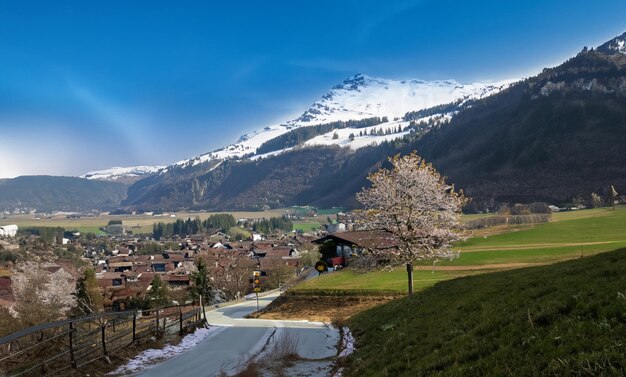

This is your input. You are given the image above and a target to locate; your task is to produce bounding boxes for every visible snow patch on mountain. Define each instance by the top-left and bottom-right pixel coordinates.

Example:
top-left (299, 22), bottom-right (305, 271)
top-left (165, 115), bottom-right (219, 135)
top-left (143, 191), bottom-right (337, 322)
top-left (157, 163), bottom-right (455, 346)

top-left (174, 125), bottom-right (288, 168)
top-left (288, 74), bottom-right (511, 127)
top-left (81, 166), bottom-right (164, 182)
top-left (304, 120), bottom-right (412, 150)
top-left (597, 32), bottom-right (626, 54)
top-left (173, 74), bottom-right (513, 168)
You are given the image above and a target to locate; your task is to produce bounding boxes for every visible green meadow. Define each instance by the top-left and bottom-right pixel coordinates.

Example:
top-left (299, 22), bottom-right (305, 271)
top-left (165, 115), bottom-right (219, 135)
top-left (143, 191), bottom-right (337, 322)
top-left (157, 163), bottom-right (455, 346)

top-left (299, 206), bottom-right (626, 293)
top-left (345, 249), bottom-right (626, 376)
top-left (325, 207), bottom-right (626, 375)
top-left (293, 269), bottom-right (476, 294)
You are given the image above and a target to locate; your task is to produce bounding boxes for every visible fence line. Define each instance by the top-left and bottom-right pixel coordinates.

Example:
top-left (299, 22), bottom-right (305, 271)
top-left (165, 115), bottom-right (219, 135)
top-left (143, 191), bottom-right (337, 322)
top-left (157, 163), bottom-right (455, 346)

top-left (0, 304), bottom-right (204, 376)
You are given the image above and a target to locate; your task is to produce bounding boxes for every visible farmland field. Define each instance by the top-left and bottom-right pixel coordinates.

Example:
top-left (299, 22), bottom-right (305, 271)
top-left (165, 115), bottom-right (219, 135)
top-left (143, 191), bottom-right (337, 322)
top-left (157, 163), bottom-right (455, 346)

top-left (301, 206), bottom-right (626, 293)
top-left (292, 220), bottom-right (324, 232)
top-left (293, 269), bottom-right (484, 293)
top-left (0, 209), bottom-right (287, 235)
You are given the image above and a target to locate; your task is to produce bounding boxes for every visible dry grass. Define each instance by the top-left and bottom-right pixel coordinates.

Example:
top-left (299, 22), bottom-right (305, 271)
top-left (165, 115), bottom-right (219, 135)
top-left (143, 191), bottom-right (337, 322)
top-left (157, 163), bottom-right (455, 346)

top-left (230, 330), bottom-right (304, 377)
top-left (251, 293), bottom-right (399, 322)
top-left (269, 330), bottom-right (299, 361)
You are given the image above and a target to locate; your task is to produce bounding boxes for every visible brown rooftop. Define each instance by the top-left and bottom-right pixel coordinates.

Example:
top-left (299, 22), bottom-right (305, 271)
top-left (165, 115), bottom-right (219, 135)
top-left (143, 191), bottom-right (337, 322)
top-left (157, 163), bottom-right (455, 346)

top-left (313, 230), bottom-right (398, 250)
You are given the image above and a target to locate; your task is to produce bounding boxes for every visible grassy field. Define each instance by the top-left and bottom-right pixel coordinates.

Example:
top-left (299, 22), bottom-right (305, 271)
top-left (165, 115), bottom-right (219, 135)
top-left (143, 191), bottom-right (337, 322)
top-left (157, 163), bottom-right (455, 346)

top-left (445, 206), bottom-right (626, 266)
top-left (228, 226), bottom-right (252, 240)
top-left (293, 269), bottom-right (481, 293)
top-left (0, 209), bottom-right (286, 235)
top-left (298, 206), bottom-right (626, 293)
top-left (344, 249), bottom-right (626, 376)
top-left (316, 207), bottom-right (345, 215)
top-left (292, 220), bottom-right (324, 232)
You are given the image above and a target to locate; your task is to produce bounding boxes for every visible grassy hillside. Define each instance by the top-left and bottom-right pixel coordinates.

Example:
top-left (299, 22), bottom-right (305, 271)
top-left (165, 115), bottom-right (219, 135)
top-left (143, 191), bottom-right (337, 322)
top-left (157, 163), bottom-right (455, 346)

top-left (414, 50), bottom-right (626, 211)
top-left (443, 207), bottom-right (626, 267)
top-left (344, 249), bottom-right (626, 376)
top-left (293, 270), bottom-right (475, 294)
top-left (295, 207), bottom-right (626, 295)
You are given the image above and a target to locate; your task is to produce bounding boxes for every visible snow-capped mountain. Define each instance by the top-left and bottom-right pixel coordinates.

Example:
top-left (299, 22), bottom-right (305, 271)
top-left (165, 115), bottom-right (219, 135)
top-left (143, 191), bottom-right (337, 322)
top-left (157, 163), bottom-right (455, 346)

top-left (174, 74), bottom-right (513, 168)
top-left (597, 31), bottom-right (626, 54)
top-left (287, 74), bottom-right (511, 126)
top-left (81, 166), bottom-right (164, 183)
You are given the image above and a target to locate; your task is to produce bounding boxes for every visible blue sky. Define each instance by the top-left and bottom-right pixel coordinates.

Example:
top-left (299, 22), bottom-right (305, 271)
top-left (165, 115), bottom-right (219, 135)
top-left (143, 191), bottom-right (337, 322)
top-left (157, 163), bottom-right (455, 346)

top-left (1, 0), bottom-right (625, 178)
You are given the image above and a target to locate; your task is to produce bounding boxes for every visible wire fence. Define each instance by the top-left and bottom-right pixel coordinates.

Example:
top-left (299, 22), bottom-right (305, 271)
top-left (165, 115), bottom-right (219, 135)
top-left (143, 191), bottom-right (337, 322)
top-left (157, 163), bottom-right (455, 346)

top-left (0, 304), bottom-right (204, 376)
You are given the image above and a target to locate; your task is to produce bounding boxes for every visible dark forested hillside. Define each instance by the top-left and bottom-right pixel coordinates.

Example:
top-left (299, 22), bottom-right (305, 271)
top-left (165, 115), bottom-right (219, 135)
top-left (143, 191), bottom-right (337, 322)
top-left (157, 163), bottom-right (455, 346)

top-left (124, 146), bottom-right (389, 211)
top-left (0, 176), bottom-right (127, 212)
top-left (414, 48), bottom-right (626, 210)
top-left (125, 147), bottom-right (334, 211)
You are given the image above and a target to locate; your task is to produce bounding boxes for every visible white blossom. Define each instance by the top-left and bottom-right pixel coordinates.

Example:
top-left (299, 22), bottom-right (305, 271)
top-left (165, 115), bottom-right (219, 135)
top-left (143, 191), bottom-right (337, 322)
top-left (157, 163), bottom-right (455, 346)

top-left (10, 262), bottom-right (76, 323)
top-left (355, 152), bottom-right (468, 265)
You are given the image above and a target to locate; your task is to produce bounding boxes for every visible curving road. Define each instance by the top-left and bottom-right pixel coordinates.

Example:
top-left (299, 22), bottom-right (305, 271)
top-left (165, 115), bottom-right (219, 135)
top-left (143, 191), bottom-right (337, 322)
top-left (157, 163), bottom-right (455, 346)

top-left (137, 291), bottom-right (339, 377)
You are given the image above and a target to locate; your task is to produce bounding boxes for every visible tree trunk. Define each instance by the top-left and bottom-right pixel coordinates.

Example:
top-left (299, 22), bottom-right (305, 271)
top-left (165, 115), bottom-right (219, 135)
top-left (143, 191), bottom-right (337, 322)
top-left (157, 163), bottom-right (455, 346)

top-left (406, 262), bottom-right (414, 295)
top-left (200, 295), bottom-right (207, 326)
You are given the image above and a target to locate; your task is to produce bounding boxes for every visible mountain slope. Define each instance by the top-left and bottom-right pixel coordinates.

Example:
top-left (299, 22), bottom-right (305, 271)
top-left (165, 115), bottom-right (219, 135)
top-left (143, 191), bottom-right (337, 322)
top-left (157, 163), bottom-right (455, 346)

top-left (286, 74), bottom-right (510, 126)
top-left (413, 44), bottom-right (626, 210)
top-left (0, 176), bottom-right (128, 212)
top-left (173, 74), bottom-right (511, 167)
top-left (121, 75), bottom-right (511, 211)
top-left (125, 32), bottom-right (626, 212)
top-left (81, 166), bottom-right (163, 184)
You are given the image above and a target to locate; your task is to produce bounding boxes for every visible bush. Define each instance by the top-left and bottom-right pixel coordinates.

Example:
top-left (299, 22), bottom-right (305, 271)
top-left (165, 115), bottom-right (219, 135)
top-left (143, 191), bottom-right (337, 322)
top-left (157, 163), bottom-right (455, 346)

top-left (528, 202), bottom-right (551, 214)
top-left (0, 249), bottom-right (19, 265)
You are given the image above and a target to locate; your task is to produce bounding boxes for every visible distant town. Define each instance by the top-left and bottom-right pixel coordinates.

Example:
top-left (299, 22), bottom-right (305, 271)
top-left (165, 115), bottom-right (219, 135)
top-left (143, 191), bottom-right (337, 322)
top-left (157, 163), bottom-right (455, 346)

top-left (0, 207), bottom-right (361, 313)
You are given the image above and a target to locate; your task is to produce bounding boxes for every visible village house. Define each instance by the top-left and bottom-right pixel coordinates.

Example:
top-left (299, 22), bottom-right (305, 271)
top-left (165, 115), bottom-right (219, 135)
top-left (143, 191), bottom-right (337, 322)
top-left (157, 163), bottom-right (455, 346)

top-left (0, 224), bottom-right (18, 237)
top-left (162, 273), bottom-right (191, 287)
top-left (97, 272), bottom-right (127, 289)
top-left (313, 230), bottom-right (397, 267)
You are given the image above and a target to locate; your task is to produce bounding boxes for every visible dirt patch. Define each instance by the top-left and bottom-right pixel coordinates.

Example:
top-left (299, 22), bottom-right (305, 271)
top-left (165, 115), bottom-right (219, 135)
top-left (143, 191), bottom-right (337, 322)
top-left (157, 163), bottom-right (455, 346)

top-left (248, 293), bottom-right (400, 322)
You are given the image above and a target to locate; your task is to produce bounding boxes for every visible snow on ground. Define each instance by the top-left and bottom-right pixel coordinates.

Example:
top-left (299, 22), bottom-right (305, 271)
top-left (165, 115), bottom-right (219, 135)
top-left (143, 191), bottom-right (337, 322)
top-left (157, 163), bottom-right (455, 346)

top-left (249, 147), bottom-right (295, 161)
top-left (109, 326), bottom-right (225, 376)
top-left (245, 326), bottom-right (340, 377)
top-left (174, 124), bottom-right (291, 167)
top-left (338, 327), bottom-right (355, 358)
top-left (252, 115), bottom-right (452, 159)
top-left (331, 328), bottom-right (356, 377)
top-left (304, 120), bottom-right (410, 150)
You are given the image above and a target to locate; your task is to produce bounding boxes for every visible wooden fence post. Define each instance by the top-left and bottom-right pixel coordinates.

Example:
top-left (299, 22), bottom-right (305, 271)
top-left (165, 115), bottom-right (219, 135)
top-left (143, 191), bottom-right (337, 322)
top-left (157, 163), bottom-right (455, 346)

top-left (179, 307), bottom-right (184, 336)
top-left (155, 310), bottom-right (160, 337)
top-left (69, 321), bottom-right (76, 368)
top-left (132, 312), bottom-right (137, 343)
top-left (101, 325), bottom-right (107, 355)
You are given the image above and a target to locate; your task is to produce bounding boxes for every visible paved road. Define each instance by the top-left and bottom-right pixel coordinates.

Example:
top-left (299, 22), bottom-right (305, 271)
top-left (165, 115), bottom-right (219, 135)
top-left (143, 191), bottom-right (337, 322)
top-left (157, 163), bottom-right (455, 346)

top-left (138, 291), bottom-right (338, 377)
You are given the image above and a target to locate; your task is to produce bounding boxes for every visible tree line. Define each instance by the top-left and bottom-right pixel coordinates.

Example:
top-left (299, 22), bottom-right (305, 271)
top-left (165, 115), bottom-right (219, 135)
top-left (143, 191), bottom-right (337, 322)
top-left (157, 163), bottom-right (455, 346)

top-left (252, 216), bottom-right (293, 234)
top-left (256, 117), bottom-right (389, 155)
top-left (152, 214), bottom-right (236, 240)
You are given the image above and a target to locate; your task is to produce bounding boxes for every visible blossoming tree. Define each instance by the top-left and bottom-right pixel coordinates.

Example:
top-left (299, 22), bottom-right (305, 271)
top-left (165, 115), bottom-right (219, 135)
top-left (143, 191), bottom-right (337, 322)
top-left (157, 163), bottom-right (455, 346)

top-left (356, 152), bottom-right (468, 294)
